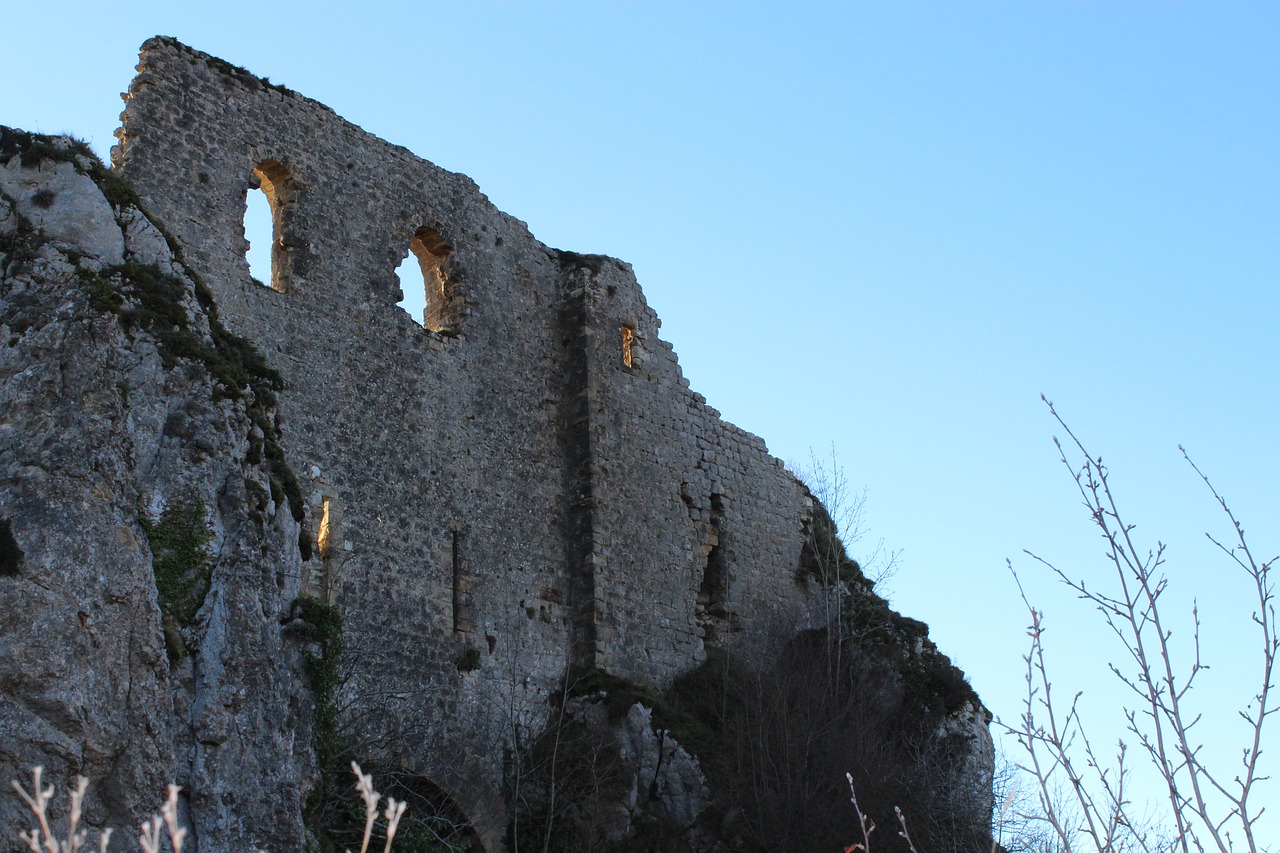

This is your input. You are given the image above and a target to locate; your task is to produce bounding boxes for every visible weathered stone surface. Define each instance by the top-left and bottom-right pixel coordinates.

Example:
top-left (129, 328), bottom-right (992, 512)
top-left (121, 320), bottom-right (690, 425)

top-left (0, 35), bottom-right (993, 852)
top-left (112, 37), bottom-right (856, 849)
top-left (0, 157), bottom-right (124, 264)
top-left (1, 144), bottom-right (314, 851)
top-left (118, 205), bottom-right (176, 269)
top-left (0, 194), bottom-right (15, 236)
top-left (936, 700), bottom-right (997, 834)
top-left (615, 702), bottom-right (708, 831)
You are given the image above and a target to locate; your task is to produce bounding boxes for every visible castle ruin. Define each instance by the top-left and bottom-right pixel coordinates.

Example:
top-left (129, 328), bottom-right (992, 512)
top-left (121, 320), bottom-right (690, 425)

top-left (0, 37), bottom-right (990, 852)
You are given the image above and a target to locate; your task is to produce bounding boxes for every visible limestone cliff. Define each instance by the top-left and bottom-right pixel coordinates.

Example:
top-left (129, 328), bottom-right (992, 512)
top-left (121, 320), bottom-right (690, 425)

top-left (1, 130), bottom-right (317, 850)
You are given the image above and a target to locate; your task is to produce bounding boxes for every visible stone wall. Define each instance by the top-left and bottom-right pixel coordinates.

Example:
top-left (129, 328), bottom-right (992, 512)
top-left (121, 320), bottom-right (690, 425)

top-left (114, 37), bottom-right (828, 848)
top-left (568, 257), bottom-right (819, 684)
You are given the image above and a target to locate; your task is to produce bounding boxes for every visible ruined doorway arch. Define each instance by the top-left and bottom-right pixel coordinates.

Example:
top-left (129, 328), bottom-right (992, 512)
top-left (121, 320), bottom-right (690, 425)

top-left (315, 767), bottom-right (490, 851)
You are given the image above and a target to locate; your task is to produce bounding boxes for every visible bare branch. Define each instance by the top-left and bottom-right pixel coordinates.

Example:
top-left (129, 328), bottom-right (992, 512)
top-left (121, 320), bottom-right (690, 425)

top-left (1006, 399), bottom-right (1275, 853)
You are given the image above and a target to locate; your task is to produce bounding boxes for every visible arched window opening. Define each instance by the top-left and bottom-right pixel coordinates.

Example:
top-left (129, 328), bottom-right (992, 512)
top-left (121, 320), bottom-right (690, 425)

top-left (394, 253), bottom-right (426, 325)
top-left (244, 185), bottom-right (273, 287)
top-left (395, 226), bottom-right (457, 332)
top-left (243, 160), bottom-right (293, 291)
top-left (313, 769), bottom-right (482, 852)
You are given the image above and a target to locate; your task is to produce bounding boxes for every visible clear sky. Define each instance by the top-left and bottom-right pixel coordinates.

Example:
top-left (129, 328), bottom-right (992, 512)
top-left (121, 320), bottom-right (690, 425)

top-left (5, 2), bottom-right (1277, 843)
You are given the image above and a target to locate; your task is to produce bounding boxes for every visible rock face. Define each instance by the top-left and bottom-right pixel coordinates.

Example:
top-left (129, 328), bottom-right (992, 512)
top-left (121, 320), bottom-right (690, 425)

top-left (1, 132), bottom-right (315, 851)
top-left (614, 703), bottom-right (707, 831)
top-left (0, 37), bottom-right (994, 853)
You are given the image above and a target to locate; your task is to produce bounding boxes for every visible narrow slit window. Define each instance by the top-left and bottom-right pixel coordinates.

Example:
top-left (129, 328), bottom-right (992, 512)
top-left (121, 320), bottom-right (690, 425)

top-left (451, 529), bottom-right (470, 634)
top-left (316, 497), bottom-right (333, 560)
top-left (621, 325), bottom-right (635, 368)
top-left (701, 493), bottom-right (728, 613)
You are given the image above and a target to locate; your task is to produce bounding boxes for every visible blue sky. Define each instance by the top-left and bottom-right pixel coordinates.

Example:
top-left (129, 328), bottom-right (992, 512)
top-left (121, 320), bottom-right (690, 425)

top-left (5, 2), bottom-right (1277, 842)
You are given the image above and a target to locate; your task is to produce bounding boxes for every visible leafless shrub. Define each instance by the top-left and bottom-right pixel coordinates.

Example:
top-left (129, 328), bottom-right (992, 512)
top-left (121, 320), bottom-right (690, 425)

top-left (843, 772), bottom-right (978, 853)
top-left (795, 449), bottom-right (986, 853)
top-left (989, 749), bottom-right (1070, 853)
top-left (11, 763), bottom-right (405, 853)
top-left (796, 445), bottom-right (900, 593)
top-left (351, 762), bottom-right (407, 853)
top-left (1005, 398), bottom-right (1276, 853)
top-left (11, 767), bottom-right (114, 853)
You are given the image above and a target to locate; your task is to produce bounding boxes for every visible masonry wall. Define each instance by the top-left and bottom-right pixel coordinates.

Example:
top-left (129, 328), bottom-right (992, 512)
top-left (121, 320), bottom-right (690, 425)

top-left (566, 259), bottom-right (819, 685)
top-left (115, 37), bottom-right (823, 847)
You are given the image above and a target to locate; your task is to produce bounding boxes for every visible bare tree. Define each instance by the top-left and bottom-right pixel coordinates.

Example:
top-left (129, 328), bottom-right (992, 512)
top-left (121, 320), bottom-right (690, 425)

top-left (796, 449), bottom-right (987, 853)
top-left (795, 445), bottom-right (901, 684)
top-left (1006, 398), bottom-right (1276, 853)
top-left (988, 749), bottom-right (1072, 853)
top-left (796, 445), bottom-right (900, 592)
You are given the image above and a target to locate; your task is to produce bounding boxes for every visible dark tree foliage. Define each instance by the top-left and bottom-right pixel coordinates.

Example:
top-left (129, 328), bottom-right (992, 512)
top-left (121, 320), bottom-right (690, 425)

top-left (661, 630), bottom-right (986, 853)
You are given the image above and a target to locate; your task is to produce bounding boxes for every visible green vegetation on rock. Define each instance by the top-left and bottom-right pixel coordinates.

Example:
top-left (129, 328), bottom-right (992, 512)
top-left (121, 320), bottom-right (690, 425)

top-left (455, 647), bottom-right (482, 673)
top-left (0, 126), bottom-right (140, 209)
top-left (154, 36), bottom-right (298, 97)
top-left (138, 496), bottom-right (211, 663)
top-left (297, 595), bottom-right (344, 788)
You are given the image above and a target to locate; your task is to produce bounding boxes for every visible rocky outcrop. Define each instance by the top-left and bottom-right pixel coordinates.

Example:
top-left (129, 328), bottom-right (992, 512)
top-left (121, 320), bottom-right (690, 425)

top-left (0, 130), bottom-right (317, 851)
